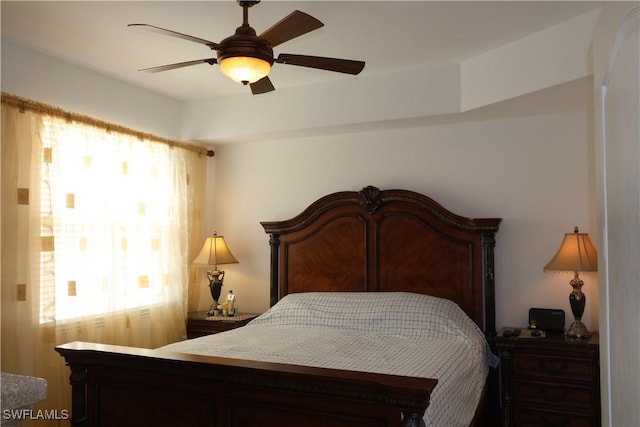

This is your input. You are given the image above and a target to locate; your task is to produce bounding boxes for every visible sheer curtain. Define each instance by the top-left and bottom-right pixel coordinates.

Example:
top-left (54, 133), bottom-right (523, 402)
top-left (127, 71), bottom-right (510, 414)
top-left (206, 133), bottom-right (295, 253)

top-left (1, 96), bottom-right (206, 426)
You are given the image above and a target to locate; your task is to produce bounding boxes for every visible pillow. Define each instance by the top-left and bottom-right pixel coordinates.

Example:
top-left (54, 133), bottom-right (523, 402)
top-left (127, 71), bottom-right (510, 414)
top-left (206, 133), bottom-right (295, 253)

top-left (250, 292), bottom-right (483, 341)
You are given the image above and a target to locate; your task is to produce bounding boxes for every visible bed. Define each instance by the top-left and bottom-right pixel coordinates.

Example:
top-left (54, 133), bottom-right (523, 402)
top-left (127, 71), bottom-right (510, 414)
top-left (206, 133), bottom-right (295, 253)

top-left (56, 185), bottom-right (501, 427)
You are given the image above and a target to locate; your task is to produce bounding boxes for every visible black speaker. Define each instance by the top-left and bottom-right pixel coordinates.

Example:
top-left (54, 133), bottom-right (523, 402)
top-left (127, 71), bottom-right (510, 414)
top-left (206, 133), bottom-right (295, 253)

top-left (528, 308), bottom-right (565, 332)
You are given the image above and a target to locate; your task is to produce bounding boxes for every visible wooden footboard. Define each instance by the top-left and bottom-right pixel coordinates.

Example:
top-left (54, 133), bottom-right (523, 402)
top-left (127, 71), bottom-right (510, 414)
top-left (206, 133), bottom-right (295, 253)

top-left (56, 341), bottom-right (437, 427)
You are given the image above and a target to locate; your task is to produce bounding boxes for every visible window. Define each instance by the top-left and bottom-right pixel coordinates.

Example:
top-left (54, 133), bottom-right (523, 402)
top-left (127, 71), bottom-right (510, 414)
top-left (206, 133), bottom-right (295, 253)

top-left (38, 117), bottom-right (188, 323)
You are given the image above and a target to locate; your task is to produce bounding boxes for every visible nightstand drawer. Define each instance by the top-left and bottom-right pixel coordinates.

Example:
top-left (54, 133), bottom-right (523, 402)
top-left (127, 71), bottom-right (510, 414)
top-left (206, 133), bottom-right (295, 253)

top-left (512, 353), bottom-right (597, 383)
top-left (513, 406), bottom-right (600, 427)
top-left (187, 312), bottom-right (259, 338)
top-left (513, 379), bottom-right (599, 409)
top-left (493, 332), bottom-right (600, 426)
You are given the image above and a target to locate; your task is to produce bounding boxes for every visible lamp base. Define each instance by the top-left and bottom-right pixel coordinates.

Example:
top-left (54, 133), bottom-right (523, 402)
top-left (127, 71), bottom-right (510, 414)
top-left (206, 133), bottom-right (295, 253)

top-left (207, 272), bottom-right (224, 316)
top-left (565, 272), bottom-right (590, 339)
top-left (565, 319), bottom-right (591, 339)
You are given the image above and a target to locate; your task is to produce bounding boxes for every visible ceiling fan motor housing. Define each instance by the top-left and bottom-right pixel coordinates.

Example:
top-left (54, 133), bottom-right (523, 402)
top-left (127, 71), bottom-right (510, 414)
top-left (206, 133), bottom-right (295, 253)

top-left (237, 0), bottom-right (260, 7)
top-left (217, 25), bottom-right (274, 66)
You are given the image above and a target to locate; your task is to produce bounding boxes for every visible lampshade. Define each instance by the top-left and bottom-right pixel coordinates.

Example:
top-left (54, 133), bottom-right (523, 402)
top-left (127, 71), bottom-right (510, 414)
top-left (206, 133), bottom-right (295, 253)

top-left (193, 233), bottom-right (239, 268)
top-left (219, 56), bottom-right (271, 84)
top-left (544, 227), bottom-right (598, 272)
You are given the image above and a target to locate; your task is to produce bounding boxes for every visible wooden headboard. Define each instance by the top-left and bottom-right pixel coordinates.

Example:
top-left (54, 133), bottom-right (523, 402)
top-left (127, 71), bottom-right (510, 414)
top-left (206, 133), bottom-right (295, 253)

top-left (261, 186), bottom-right (501, 335)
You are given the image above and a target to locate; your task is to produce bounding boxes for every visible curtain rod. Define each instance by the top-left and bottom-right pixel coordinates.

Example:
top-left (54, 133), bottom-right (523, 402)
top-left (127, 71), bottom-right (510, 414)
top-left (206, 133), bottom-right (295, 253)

top-left (1, 92), bottom-right (215, 157)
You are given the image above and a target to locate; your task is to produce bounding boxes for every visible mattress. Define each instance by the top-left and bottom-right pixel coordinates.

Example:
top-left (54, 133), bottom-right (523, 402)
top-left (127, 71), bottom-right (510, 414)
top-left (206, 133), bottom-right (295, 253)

top-left (160, 292), bottom-right (497, 427)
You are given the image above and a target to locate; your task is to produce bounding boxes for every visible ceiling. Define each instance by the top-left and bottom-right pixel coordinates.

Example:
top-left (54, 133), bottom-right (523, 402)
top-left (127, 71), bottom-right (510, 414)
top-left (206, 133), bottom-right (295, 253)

top-left (1, 1), bottom-right (602, 101)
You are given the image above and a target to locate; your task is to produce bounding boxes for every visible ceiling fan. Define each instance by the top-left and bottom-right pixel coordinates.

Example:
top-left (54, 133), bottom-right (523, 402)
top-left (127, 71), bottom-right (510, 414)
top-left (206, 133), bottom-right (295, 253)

top-left (129, 0), bottom-right (365, 95)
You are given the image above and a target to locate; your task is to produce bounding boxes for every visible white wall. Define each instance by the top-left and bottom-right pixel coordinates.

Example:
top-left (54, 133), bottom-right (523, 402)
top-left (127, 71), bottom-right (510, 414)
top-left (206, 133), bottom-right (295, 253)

top-left (1, 40), bottom-right (182, 140)
top-left (204, 110), bottom-right (596, 331)
top-left (461, 8), bottom-right (599, 110)
top-left (593, 4), bottom-right (640, 426)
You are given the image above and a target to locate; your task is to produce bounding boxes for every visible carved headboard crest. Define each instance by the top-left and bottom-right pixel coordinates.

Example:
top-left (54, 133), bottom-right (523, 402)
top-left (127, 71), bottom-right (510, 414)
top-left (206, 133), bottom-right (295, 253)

top-left (358, 185), bottom-right (382, 214)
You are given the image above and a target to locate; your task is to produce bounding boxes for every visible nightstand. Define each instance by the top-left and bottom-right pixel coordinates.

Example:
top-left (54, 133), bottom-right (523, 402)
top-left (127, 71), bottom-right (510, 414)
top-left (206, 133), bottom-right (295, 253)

top-left (493, 330), bottom-right (600, 427)
top-left (186, 311), bottom-right (259, 339)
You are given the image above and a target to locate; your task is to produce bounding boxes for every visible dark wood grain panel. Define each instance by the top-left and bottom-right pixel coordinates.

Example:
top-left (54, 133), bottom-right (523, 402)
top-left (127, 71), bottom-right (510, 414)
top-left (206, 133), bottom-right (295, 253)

top-left (282, 213), bottom-right (367, 294)
top-left (513, 353), bottom-right (598, 382)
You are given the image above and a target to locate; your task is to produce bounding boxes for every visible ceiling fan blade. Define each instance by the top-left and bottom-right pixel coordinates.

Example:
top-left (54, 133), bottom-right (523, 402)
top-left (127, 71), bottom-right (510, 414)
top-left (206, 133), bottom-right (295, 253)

top-left (128, 24), bottom-right (221, 50)
top-left (259, 11), bottom-right (323, 48)
top-left (139, 58), bottom-right (217, 73)
top-left (250, 76), bottom-right (276, 95)
top-left (275, 54), bottom-right (365, 75)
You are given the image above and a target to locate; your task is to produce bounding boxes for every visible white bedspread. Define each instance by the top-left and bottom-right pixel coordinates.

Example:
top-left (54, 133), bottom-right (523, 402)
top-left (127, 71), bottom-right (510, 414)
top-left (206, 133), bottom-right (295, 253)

top-left (160, 292), bottom-right (496, 427)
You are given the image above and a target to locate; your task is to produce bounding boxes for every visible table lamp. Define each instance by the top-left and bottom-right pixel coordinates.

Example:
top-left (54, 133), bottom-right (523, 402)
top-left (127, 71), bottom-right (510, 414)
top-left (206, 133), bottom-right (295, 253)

top-left (193, 232), bottom-right (239, 315)
top-left (543, 226), bottom-right (598, 338)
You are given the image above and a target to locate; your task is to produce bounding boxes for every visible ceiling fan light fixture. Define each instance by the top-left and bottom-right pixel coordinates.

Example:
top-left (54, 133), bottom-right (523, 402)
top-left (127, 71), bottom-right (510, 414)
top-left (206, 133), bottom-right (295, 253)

top-left (219, 56), bottom-right (271, 84)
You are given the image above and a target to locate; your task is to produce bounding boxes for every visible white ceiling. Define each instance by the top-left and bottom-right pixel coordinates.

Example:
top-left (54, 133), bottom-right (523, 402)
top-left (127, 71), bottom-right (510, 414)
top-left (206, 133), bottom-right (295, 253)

top-left (1, 1), bottom-right (602, 101)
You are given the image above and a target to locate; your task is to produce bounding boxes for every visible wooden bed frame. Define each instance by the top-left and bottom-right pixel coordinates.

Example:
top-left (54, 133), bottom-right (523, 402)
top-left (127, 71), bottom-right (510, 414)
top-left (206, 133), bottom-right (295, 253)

top-left (56, 186), bottom-right (501, 427)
